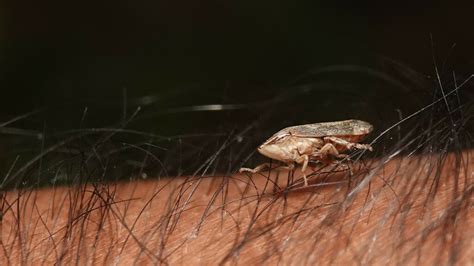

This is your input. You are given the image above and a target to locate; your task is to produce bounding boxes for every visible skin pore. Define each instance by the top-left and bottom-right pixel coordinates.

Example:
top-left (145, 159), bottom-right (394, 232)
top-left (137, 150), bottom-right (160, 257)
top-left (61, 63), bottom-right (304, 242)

top-left (1, 149), bottom-right (472, 265)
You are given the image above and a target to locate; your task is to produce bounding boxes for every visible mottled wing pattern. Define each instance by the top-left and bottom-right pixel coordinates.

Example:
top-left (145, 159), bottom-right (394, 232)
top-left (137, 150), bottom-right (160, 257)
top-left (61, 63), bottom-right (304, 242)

top-left (262, 120), bottom-right (373, 145)
top-left (284, 120), bottom-right (371, 137)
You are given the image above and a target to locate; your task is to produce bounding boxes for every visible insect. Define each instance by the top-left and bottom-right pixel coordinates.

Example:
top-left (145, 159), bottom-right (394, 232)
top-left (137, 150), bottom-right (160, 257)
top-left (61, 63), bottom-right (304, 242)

top-left (239, 119), bottom-right (374, 186)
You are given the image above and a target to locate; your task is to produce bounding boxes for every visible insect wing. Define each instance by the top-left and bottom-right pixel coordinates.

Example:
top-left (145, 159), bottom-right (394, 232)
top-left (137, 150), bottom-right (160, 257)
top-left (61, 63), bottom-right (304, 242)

top-left (284, 120), bottom-right (372, 138)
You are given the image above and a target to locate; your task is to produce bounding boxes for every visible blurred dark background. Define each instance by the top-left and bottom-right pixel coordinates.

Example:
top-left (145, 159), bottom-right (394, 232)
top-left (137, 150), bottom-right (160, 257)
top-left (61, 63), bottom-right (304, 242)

top-left (1, 1), bottom-right (473, 186)
top-left (1, 1), bottom-right (473, 113)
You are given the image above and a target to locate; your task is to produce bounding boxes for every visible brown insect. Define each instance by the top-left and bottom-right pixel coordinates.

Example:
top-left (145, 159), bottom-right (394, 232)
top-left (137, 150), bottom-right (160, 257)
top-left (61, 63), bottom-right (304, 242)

top-left (240, 119), bottom-right (374, 186)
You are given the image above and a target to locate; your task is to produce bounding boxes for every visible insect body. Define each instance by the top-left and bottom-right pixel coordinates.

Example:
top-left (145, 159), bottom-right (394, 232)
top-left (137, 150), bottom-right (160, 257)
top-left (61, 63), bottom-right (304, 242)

top-left (240, 119), bottom-right (374, 186)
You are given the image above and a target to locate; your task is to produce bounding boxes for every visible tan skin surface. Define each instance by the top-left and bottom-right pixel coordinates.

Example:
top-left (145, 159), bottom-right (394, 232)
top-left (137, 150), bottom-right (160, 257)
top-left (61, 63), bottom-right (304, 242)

top-left (1, 151), bottom-right (473, 265)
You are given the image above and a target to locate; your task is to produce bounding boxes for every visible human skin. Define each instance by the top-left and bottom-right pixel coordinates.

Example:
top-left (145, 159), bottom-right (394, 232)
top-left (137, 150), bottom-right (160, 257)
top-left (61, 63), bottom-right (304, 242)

top-left (0, 150), bottom-right (473, 265)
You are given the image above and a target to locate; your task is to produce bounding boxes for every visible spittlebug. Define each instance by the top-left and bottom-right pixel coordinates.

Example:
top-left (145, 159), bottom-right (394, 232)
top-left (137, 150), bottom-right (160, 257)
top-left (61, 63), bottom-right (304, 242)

top-left (239, 119), bottom-right (374, 186)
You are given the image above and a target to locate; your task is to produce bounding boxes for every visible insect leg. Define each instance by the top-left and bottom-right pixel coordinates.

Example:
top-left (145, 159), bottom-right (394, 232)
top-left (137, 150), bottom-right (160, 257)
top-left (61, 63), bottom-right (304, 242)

top-left (239, 163), bottom-right (273, 174)
top-left (323, 136), bottom-right (373, 151)
top-left (296, 154), bottom-right (309, 186)
top-left (314, 143), bottom-right (347, 162)
top-left (239, 162), bottom-right (294, 174)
